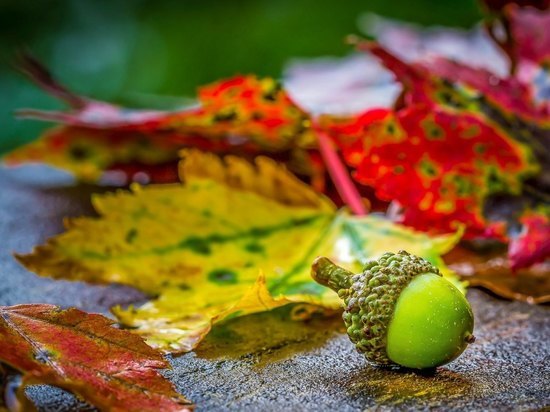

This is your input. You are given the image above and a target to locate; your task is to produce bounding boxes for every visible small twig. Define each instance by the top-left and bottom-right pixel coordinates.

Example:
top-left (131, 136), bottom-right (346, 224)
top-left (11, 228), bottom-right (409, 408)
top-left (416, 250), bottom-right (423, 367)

top-left (13, 50), bottom-right (87, 109)
top-left (313, 125), bottom-right (367, 215)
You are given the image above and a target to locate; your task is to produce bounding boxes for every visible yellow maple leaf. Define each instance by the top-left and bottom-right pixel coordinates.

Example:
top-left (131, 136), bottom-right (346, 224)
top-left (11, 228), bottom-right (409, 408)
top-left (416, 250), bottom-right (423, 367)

top-left (17, 150), bottom-right (463, 353)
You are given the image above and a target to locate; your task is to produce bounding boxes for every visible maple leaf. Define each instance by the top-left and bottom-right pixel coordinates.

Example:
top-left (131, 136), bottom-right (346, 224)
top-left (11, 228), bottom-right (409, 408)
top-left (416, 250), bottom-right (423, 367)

top-left (322, 37), bottom-right (549, 269)
top-left (5, 55), bottom-right (316, 183)
top-left (321, 101), bottom-right (537, 238)
top-left (0, 304), bottom-right (193, 411)
top-left (16, 151), bottom-right (462, 353)
top-left (163, 75), bottom-right (315, 150)
top-left (416, 56), bottom-right (549, 122)
top-left (16, 55), bottom-right (314, 147)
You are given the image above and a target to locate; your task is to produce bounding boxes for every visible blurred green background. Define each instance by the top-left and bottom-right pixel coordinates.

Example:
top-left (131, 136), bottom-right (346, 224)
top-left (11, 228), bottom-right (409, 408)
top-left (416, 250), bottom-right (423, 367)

top-left (0, 0), bottom-right (481, 153)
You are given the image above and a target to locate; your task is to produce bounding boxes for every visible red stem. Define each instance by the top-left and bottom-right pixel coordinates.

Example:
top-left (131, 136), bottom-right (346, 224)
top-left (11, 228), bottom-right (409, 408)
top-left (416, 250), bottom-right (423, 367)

top-left (314, 126), bottom-right (367, 216)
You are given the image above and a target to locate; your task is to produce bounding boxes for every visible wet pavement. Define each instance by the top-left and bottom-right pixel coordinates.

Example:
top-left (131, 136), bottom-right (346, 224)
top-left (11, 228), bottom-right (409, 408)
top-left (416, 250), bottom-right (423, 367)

top-left (1, 166), bottom-right (549, 411)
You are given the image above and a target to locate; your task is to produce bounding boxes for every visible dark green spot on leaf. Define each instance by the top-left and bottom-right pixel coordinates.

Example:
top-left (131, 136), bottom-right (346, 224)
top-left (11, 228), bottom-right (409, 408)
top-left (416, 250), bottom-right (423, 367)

top-left (125, 228), bottom-right (138, 243)
top-left (244, 242), bottom-right (265, 253)
top-left (69, 145), bottom-right (90, 160)
top-left (180, 237), bottom-right (212, 255)
top-left (208, 269), bottom-right (238, 285)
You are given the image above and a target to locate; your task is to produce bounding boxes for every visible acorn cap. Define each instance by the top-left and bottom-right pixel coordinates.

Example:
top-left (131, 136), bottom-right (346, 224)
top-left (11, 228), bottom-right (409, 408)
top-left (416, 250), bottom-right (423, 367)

top-left (311, 250), bottom-right (441, 365)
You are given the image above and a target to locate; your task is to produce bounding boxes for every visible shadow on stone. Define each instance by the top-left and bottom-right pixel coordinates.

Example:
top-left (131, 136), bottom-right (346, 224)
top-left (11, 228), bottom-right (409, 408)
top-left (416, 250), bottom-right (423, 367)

top-left (344, 364), bottom-right (474, 406)
top-left (195, 304), bottom-right (344, 367)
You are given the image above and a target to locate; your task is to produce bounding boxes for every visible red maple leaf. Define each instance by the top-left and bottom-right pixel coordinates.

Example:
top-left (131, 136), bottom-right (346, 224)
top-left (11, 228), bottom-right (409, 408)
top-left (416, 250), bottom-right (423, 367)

top-left (0, 304), bottom-right (192, 411)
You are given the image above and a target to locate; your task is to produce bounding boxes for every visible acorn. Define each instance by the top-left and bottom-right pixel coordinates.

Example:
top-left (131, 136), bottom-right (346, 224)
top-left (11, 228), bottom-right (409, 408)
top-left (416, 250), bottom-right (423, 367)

top-left (311, 250), bottom-right (474, 369)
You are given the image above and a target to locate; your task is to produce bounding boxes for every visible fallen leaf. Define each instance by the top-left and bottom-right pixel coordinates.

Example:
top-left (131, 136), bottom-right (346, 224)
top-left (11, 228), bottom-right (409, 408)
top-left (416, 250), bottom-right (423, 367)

top-left (164, 75), bottom-right (315, 150)
top-left (6, 57), bottom-right (316, 182)
top-left (321, 101), bottom-right (536, 238)
top-left (445, 247), bottom-right (550, 303)
top-left (114, 274), bottom-right (296, 353)
top-left (0, 304), bottom-right (193, 411)
top-left (17, 150), bottom-right (335, 293)
top-left (17, 58), bottom-right (314, 150)
top-left (4, 126), bottom-right (183, 183)
top-left (417, 56), bottom-right (548, 122)
top-left (16, 150), bottom-right (338, 352)
top-left (324, 38), bottom-right (549, 268)
top-left (16, 151), bottom-right (462, 353)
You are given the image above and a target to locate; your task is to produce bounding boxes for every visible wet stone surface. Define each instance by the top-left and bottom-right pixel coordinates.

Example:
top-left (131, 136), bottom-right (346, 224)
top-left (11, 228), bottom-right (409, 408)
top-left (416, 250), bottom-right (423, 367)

top-left (1, 166), bottom-right (549, 411)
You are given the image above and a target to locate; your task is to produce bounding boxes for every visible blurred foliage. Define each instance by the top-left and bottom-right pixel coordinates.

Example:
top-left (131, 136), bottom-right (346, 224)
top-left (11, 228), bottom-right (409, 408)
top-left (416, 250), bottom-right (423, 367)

top-left (0, 0), bottom-right (481, 152)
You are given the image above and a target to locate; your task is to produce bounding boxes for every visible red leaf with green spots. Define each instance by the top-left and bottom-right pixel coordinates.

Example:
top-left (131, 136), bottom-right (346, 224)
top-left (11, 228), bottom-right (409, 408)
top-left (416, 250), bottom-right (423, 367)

top-left (8, 54), bottom-right (352, 195)
top-left (17, 55), bottom-right (313, 147)
top-left (162, 75), bottom-right (315, 150)
top-left (322, 104), bottom-right (535, 238)
top-left (8, 56), bottom-right (316, 182)
top-left (20, 76), bottom-right (314, 151)
top-left (417, 57), bottom-right (548, 121)
top-left (324, 39), bottom-right (548, 269)
top-left (0, 304), bottom-right (193, 411)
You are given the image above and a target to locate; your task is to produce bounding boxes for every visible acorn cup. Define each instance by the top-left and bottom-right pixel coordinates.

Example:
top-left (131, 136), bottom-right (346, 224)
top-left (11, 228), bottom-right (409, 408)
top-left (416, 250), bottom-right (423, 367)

top-left (311, 250), bottom-right (475, 369)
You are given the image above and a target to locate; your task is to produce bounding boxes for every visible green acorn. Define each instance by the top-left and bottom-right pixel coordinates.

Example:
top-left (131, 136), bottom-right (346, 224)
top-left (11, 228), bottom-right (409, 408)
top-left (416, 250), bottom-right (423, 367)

top-left (311, 250), bottom-right (474, 369)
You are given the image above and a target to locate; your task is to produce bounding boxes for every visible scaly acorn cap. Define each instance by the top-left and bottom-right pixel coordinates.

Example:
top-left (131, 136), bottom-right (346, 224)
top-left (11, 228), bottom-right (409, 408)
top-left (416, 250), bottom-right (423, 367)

top-left (311, 250), bottom-right (441, 365)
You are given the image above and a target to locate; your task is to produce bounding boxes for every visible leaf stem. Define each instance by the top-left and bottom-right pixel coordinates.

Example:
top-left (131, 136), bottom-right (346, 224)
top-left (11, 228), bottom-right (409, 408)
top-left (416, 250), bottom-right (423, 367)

top-left (314, 126), bottom-right (367, 215)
